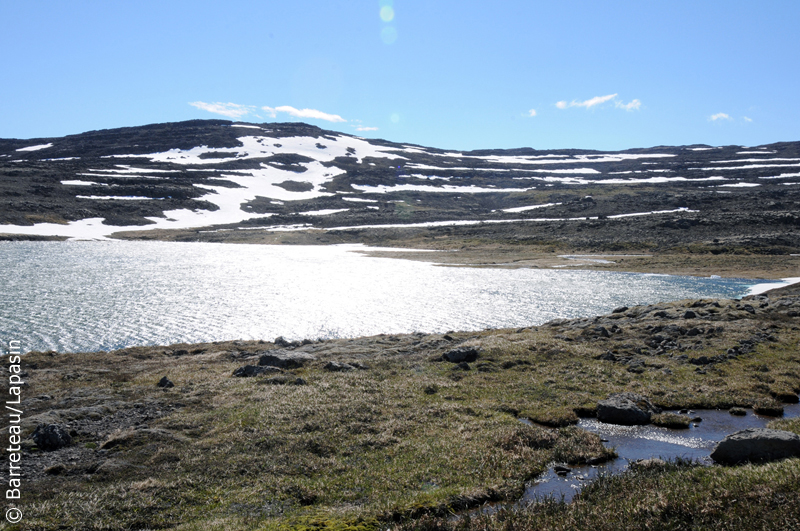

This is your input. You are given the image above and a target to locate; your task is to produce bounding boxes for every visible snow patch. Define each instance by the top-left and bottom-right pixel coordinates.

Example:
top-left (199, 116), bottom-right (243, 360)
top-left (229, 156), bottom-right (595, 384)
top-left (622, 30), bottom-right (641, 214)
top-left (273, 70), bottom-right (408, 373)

top-left (61, 180), bottom-right (107, 186)
top-left (15, 143), bottom-right (53, 152)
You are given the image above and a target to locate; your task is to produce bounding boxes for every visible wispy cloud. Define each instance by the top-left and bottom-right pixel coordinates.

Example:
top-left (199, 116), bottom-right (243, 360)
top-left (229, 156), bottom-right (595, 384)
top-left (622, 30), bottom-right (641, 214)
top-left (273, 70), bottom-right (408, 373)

top-left (528, 109), bottom-right (537, 117)
top-left (743, 116), bottom-right (753, 123)
top-left (615, 99), bottom-right (641, 111)
top-left (557, 93), bottom-right (618, 110)
top-left (356, 126), bottom-right (379, 131)
top-left (263, 106), bottom-right (346, 123)
top-left (555, 93), bottom-right (642, 112)
top-left (710, 112), bottom-right (732, 121)
top-left (189, 101), bottom-right (255, 118)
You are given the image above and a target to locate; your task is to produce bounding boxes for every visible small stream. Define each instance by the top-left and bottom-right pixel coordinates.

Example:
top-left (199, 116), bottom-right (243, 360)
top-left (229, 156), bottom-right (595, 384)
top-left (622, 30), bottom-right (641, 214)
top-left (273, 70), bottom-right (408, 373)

top-left (522, 403), bottom-right (800, 503)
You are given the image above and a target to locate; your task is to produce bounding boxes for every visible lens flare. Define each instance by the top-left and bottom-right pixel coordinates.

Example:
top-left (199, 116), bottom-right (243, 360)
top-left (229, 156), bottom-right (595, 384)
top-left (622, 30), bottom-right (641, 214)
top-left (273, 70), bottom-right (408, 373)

top-left (381, 26), bottom-right (398, 44)
top-left (380, 5), bottom-right (394, 22)
top-left (390, 113), bottom-right (400, 123)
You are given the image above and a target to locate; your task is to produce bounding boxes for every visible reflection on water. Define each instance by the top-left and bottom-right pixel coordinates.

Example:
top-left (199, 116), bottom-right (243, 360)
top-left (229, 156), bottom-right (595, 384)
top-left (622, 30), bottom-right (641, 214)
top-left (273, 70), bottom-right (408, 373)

top-left (523, 403), bottom-right (800, 503)
top-left (0, 241), bottom-right (776, 353)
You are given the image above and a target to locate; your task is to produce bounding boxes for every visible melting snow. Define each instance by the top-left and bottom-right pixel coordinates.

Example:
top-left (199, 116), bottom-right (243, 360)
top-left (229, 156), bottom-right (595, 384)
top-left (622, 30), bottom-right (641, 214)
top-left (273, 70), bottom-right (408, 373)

top-left (76, 195), bottom-right (156, 200)
top-left (693, 163), bottom-right (800, 171)
top-left (352, 184), bottom-right (534, 194)
top-left (295, 208), bottom-right (350, 216)
top-left (61, 180), bottom-right (107, 186)
top-left (502, 203), bottom-right (561, 213)
top-left (342, 197), bottom-right (379, 203)
top-left (15, 143), bottom-right (53, 152)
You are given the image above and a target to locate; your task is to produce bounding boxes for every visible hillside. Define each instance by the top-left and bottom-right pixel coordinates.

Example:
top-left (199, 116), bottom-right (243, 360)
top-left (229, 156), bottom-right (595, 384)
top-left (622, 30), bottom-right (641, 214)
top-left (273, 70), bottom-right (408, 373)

top-left (2, 119), bottom-right (800, 276)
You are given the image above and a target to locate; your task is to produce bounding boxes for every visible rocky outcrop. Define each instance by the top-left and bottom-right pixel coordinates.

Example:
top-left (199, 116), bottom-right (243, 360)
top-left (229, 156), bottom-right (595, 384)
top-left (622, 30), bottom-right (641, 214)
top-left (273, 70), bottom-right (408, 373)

top-left (442, 346), bottom-right (480, 363)
top-left (710, 428), bottom-right (800, 464)
top-left (597, 393), bottom-right (660, 425)
top-left (32, 424), bottom-right (72, 451)
top-left (232, 365), bottom-right (283, 377)
top-left (258, 350), bottom-right (316, 369)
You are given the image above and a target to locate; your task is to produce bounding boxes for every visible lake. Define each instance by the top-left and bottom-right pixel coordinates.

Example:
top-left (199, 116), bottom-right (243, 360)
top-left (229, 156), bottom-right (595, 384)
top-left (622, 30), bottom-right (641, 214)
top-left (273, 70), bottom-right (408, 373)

top-left (0, 241), bottom-right (780, 354)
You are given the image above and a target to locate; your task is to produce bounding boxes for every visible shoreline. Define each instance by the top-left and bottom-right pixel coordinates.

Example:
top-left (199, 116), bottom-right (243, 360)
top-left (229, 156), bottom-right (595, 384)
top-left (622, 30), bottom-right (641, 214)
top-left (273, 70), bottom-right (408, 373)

top-left (3, 230), bottom-right (799, 281)
top-left (13, 282), bottom-right (800, 529)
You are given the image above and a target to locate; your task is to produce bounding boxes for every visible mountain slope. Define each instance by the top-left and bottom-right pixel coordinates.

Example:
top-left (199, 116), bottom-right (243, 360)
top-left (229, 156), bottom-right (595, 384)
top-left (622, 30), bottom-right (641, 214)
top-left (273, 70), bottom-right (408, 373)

top-left (1, 119), bottom-right (799, 255)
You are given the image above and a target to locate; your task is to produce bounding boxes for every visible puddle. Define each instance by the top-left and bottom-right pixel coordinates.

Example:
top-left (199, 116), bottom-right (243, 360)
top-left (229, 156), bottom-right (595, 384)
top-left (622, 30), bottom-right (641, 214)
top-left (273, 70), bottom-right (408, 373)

top-left (522, 403), bottom-right (800, 503)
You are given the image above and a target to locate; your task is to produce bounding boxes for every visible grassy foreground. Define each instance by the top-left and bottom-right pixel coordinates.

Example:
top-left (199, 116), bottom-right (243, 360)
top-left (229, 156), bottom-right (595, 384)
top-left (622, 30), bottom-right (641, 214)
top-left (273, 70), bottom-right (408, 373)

top-left (7, 286), bottom-right (800, 530)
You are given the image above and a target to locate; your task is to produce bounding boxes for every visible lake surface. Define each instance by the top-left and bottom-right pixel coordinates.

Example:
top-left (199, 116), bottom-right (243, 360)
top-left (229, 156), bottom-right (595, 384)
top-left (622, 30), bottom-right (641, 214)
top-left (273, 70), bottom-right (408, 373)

top-left (0, 241), bottom-right (779, 353)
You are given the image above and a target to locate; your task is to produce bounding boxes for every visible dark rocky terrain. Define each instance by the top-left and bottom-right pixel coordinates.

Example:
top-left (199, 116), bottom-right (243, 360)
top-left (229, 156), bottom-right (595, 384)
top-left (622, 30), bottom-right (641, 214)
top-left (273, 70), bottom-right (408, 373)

top-left (1, 119), bottom-right (799, 264)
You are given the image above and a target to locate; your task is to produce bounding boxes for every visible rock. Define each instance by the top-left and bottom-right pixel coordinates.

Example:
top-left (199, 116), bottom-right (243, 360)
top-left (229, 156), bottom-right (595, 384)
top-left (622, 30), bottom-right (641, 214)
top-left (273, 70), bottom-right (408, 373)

top-left (157, 376), bottom-right (174, 388)
top-left (232, 365), bottom-right (283, 377)
top-left (452, 361), bottom-right (471, 371)
top-left (442, 346), bottom-right (480, 363)
top-left (729, 407), bottom-right (747, 416)
top-left (553, 464), bottom-right (571, 476)
top-left (260, 375), bottom-right (307, 386)
top-left (44, 463), bottom-right (67, 475)
top-left (274, 336), bottom-right (293, 347)
top-left (683, 310), bottom-right (697, 319)
top-left (594, 326), bottom-right (611, 338)
top-left (710, 428), bottom-right (800, 464)
top-left (323, 361), bottom-right (355, 372)
top-left (258, 350), bottom-right (316, 369)
top-left (612, 306), bottom-right (629, 314)
top-left (32, 424), bottom-right (72, 451)
top-left (597, 393), bottom-right (660, 425)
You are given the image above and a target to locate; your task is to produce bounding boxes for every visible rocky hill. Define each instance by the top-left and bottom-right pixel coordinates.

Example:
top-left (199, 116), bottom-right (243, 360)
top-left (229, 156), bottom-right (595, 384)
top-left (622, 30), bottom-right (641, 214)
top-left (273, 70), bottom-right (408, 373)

top-left (1, 119), bottom-right (799, 257)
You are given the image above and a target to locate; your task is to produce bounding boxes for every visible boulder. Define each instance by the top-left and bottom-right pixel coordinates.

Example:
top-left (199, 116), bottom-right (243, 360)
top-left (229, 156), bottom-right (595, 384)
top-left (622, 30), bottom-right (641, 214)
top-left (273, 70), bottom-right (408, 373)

top-left (32, 424), bottom-right (72, 451)
top-left (258, 350), bottom-right (316, 369)
top-left (597, 393), bottom-right (660, 425)
top-left (232, 365), bottom-right (283, 377)
top-left (323, 361), bottom-right (355, 372)
top-left (710, 428), bottom-right (800, 464)
top-left (157, 376), bottom-right (174, 388)
top-left (442, 346), bottom-right (480, 363)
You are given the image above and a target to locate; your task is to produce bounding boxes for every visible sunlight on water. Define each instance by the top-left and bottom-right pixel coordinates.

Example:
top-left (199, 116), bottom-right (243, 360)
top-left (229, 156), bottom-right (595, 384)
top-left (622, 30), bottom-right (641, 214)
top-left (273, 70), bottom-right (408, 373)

top-left (0, 241), bottom-right (775, 353)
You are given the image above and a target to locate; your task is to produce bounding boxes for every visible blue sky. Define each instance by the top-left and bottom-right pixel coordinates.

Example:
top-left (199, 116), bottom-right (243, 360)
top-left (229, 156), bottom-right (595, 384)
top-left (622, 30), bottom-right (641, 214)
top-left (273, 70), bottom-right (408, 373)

top-left (2, 1), bottom-right (799, 151)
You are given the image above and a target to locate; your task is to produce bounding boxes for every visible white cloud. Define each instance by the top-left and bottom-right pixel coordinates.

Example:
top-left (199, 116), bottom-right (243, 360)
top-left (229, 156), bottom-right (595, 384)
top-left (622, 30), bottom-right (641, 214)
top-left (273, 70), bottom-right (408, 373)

top-left (576, 93), bottom-right (618, 108)
top-left (528, 109), bottom-right (537, 117)
top-left (356, 126), bottom-right (379, 131)
top-left (556, 93), bottom-right (640, 111)
top-left (710, 113), bottom-right (732, 121)
top-left (615, 99), bottom-right (641, 111)
top-left (189, 101), bottom-right (255, 118)
top-left (262, 105), bottom-right (346, 123)
top-left (743, 116), bottom-right (753, 122)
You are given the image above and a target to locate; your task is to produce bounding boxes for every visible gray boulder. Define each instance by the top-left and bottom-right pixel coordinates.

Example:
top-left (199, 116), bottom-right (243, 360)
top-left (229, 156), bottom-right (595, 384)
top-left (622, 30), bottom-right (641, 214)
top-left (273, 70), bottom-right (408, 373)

top-left (442, 346), bottom-right (480, 363)
top-left (232, 365), bottom-right (283, 377)
top-left (258, 350), bottom-right (316, 369)
top-left (32, 424), bottom-right (72, 451)
top-left (597, 393), bottom-right (660, 425)
top-left (710, 428), bottom-right (800, 464)
top-left (323, 361), bottom-right (355, 372)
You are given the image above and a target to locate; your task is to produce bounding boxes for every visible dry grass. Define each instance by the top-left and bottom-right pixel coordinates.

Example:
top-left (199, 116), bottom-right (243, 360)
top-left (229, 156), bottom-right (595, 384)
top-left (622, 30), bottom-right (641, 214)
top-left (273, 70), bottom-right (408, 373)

top-left (13, 298), bottom-right (800, 529)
